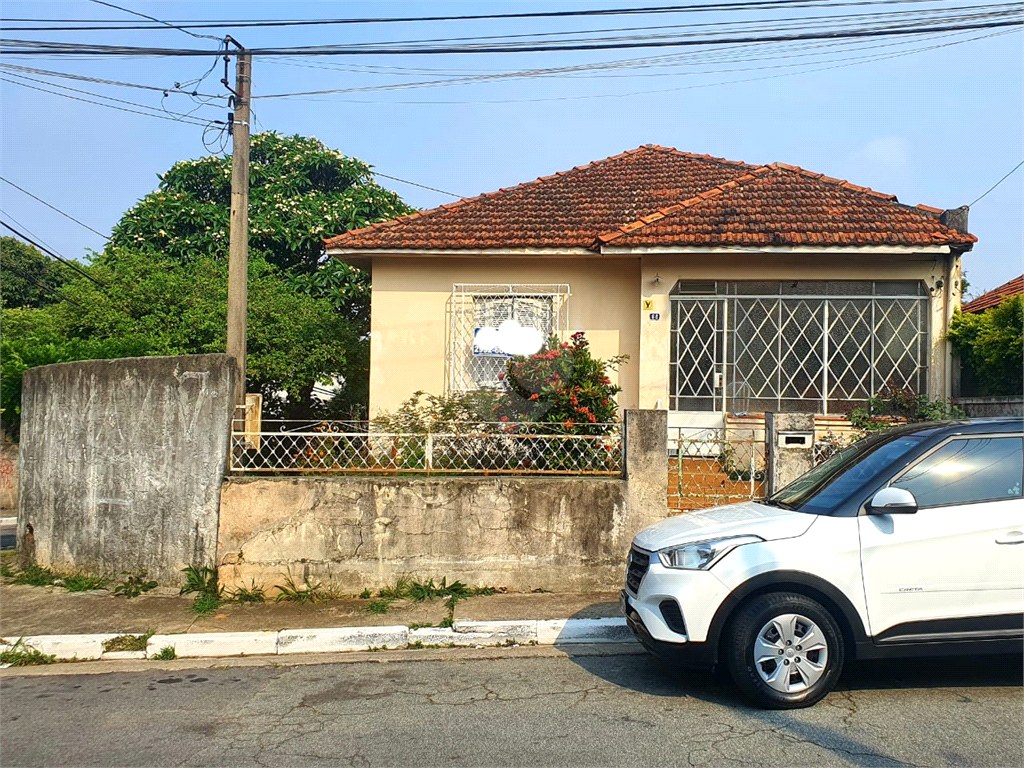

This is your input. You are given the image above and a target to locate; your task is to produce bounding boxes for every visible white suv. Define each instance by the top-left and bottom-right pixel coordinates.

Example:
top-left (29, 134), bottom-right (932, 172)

top-left (622, 418), bottom-right (1024, 708)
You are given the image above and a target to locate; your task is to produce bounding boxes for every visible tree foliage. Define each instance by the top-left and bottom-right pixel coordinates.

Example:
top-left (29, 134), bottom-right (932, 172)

top-left (1, 134), bottom-right (414, 433)
top-left (0, 236), bottom-right (72, 310)
top-left (947, 295), bottom-right (1024, 396)
top-left (107, 132), bottom-right (411, 331)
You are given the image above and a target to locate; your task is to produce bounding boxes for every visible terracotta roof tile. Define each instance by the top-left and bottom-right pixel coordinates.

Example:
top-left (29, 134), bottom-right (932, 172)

top-left (596, 164), bottom-right (976, 249)
top-left (961, 274), bottom-right (1024, 313)
top-left (325, 146), bottom-right (975, 251)
top-left (324, 146), bottom-right (757, 250)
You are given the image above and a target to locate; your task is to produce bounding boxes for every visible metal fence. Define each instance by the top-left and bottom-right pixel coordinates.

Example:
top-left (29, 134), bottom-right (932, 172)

top-left (230, 419), bottom-right (622, 475)
top-left (668, 427), bottom-right (767, 513)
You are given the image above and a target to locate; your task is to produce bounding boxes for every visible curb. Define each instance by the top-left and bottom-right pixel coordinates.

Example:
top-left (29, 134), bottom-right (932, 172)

top-left (1, 618), bottom-right (633, 665)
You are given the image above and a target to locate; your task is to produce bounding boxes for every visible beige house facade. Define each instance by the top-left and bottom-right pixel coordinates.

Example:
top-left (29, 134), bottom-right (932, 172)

top-left (326, 146), bottom-right (974, 431)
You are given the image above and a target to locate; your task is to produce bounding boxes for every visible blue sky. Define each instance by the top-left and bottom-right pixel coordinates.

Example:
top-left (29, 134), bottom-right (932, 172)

top-left (1, 1), bottom-right (1021, 296)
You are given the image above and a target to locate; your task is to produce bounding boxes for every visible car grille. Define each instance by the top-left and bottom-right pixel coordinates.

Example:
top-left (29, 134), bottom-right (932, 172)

top-left (625, 547), bottom-right (650, 594)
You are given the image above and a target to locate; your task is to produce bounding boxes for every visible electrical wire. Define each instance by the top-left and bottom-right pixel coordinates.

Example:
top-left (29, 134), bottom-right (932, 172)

top-left (87, 0), bottom-right (222, 41)
top-left (968, 159), bottom-right (1024, 206)
top-left (0, 1), bottom-right (950, 30)
top-left (0, 220), bottom-right (107, 286)
top-left (2, 5), bottom-right (1020, 56)
top-left (0, 75), bottom-right (214, 126)
top-left (0, 256), bottom-right (88, 310)
top-left (371, 173), bottom-right (464, 198)
top-left (0, 177), bottom-right (108, 239)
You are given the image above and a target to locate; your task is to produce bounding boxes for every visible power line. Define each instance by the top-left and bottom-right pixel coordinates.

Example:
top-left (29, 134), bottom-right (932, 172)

top-left (0, 62), bottom-right (222, 98)
top-left (0, 1), bottom-right (943, 30)
top-left (372, 172), bottom-right (464, 198)
top-left (0, 256), bottom-right (87, 310)
top-left (0, 177), bottom-right (108, 238)
top-left (0, 220), bottom-right (107, 286)
top-left (87, 0), bottom-right (222, 41)
top-left (968, 159), bottom-right (1024, 206)
top-left (0, 75), bottom-right (214, 126)
top-left (2, 6), bottom-right (1020, 56)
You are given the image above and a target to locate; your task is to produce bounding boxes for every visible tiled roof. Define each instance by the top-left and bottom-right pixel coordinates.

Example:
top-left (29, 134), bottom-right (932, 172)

top-left (961, 274), bottom-right (1023, 313)
top-left (325, 146), bottom-right (975, 251)
top-left (325, 146), bottom-right (755, 250)
top-left (597, 163), bottom-right (977, 248)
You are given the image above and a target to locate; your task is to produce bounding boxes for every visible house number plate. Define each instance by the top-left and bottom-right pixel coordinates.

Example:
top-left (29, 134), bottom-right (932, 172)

top-left (649, 312), bottom-right (661, 321)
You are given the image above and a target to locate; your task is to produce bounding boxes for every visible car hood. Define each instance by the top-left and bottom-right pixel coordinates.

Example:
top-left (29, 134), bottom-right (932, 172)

top-left (632, 501), bottom-right (816, 552)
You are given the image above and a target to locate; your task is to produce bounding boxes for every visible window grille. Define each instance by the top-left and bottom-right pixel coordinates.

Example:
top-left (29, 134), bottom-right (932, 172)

top-left (449, 284), bottom-right (570, 392)
top-left (670, 281), bottom-right (928, 414)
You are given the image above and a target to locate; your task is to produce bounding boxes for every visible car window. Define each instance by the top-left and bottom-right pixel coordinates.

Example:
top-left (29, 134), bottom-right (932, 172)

top-left (891, 436), bottom-right (1024, 508)
top-left (769, 432), bottom-right (926, 515)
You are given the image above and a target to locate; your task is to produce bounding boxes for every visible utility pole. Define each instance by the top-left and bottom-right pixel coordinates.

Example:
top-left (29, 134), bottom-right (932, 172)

top-left (226, 45), bottom-right (251, 408)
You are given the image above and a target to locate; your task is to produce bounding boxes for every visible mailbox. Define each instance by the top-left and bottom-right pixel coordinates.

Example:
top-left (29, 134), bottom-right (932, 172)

top-left (777, 431), bottom-right (813, 449)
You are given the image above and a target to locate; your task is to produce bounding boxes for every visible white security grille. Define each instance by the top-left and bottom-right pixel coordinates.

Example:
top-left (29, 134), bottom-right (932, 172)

top-left (671, 281), bottom-right (928, 414)
top-left (449, 284), bottom-right (570, 392)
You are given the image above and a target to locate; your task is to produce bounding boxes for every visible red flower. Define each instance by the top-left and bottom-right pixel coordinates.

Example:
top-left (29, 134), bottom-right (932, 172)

top-left (530, 393), bottom-right (539, 401)
top-left (500, 416), bottom-right (509, 422)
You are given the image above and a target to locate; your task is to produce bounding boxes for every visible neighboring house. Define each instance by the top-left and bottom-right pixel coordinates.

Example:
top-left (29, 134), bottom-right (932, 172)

top-left (961, 274), bottom-right (1023, 314)
top-left (325, 145), bottom-right (975, 432)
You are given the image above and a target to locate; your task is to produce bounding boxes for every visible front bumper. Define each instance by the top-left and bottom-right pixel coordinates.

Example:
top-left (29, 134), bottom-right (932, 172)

top-left (621, 590), bottom-right (715, 668)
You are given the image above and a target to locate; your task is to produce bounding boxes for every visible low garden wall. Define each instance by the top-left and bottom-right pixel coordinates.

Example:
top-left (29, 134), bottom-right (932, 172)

top-left (218, 410), bottom-right (668, 593)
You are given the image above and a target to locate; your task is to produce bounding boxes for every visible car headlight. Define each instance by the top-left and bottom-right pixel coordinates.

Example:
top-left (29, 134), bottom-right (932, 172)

top-left (657, 535), bottom-right (764, 570)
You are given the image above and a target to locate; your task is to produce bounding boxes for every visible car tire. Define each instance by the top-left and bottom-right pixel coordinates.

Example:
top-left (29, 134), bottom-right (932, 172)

top-left (725, 592), bottom-right (845, 709)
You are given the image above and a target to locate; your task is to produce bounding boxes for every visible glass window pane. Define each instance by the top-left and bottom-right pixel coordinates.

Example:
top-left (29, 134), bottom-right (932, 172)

top-left (892, 437), bottom-right (1024, 507)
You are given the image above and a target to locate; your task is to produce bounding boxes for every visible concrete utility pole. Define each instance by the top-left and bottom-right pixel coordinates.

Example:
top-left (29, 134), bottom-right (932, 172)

top-left (226, 49), bottom-right (251, 407)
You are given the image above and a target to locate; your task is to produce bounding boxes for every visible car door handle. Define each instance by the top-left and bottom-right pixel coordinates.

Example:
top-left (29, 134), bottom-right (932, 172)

top-left (995, 531), bottom-right (1024, 545)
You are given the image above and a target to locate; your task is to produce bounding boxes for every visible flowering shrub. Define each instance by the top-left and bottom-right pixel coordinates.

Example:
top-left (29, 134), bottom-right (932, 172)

top-left (494, 332), bottom-right (626, 434)
top-left (849, 380), bottom-right (964, 432)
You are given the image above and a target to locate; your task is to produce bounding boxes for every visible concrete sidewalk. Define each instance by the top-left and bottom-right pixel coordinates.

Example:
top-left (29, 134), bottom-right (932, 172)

top-left (0, 582), bottom-right (630, 664)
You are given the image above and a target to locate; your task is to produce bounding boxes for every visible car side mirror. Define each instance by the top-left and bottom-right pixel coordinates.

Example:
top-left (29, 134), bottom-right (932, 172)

top-left (868, 487), bottom-right (918, 515)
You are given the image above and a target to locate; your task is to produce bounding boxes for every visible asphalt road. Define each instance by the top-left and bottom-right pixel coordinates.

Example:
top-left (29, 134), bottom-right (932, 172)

top-left (1, 647), bottom-right (1021, 767)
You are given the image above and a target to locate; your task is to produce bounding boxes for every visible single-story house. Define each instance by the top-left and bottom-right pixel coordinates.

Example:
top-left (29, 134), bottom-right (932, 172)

top-left (961, 273), bottom-right (1023, 314)
top-left (325, 145), bottom-right (976, 433)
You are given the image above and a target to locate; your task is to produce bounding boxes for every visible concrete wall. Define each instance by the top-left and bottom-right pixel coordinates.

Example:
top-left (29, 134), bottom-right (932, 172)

top-left (218, 410), bottom-right (668, 594)
top-left (1, 439), bottom-right (17, 514)
top-left (368, 256), bottom-right (641, 416)
top-left (18, 355), bottom-right (237, 583)
top-left (954, 397), bottom-right (1024, 418)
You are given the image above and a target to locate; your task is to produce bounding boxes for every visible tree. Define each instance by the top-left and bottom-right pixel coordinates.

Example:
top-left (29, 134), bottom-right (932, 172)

top-left (947, 295), bottom-right (1024, 396)
top-left (47, 251), bottom-right (361, 416)
top-left (0, 236), bottom-right (71, 309)
top-left (107, 131), bottom-right (413, 332)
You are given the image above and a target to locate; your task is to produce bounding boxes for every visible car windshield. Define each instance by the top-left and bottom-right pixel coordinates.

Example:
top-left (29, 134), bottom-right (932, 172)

top-left (766, 431), bottom-right (926, 515)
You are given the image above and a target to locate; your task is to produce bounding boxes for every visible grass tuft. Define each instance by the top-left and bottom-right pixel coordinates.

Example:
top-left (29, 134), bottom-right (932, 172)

top-left (102, 632), bottom-right (153, 653)
top-left (274, 573), bottom-right (325, 604)
top-left (151, 646), bottom-right (176, 661)
top-left (1, 640), bottom-right (56, 667)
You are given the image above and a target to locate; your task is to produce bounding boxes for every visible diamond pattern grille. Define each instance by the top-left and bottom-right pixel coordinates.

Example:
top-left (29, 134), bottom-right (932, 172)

top-left (672, 286), bottom-right (927, 413)
top-left (449, 284), bottom-right (569, 392)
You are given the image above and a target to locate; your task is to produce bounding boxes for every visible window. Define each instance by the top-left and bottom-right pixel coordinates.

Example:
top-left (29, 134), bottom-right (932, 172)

top-left (891, 436), bottom-right (1024, 508)
top-left (449, 284), bottom-right (570, 391)
top-left (669, 280), bottom-right (928, 413)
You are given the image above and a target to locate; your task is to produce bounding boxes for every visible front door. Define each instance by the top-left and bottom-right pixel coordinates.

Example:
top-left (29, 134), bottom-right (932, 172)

top-left (669, 296), bottom-right (726, 433)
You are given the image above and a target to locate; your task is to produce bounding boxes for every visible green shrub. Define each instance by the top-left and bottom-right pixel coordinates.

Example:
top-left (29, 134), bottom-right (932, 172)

top-left (113, 571), bottom-right (157, 599)
top-left (947, 295), bottom-right (1023, 396)
top-left (849, 381), bottom-right (965, 431)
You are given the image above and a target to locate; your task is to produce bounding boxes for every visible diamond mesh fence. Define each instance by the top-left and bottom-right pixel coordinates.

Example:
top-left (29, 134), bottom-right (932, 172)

top-left (231, 420), bottom-right (622, 475)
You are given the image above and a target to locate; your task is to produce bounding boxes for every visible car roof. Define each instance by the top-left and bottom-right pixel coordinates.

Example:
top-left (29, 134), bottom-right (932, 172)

top-left (899, 417), bottom-right (1024, 439)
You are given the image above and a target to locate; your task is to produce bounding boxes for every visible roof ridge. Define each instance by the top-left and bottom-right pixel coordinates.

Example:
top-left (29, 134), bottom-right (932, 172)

top-left (593, 164), bottom-right (774, 247)
top-left (594, 162), bottom-right (976, 248)
top-left (323, 145), bottom-right (755, 248)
